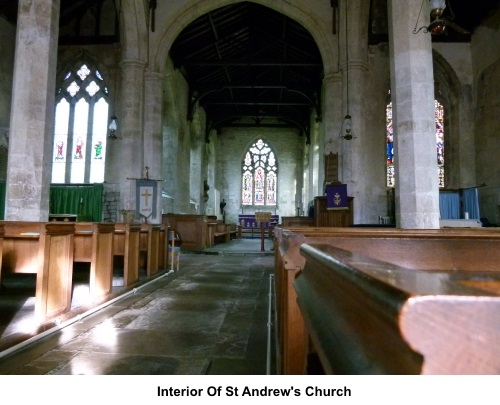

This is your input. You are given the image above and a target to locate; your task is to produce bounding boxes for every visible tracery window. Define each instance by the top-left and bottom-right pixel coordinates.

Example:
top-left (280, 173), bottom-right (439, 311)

top-left (52, 63), bottom-right (110, 184)
top-left (386, 99), bottom-right (445, 188)
top-left (241, 139), bottom-right (277, 206)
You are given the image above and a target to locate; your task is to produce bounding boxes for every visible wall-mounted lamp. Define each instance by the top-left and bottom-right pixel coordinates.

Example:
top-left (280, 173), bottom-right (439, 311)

top-left (413, 0), bottom-right (468, 36)
top-left (108, 115), bottom-right (119, 140)
top-left (339, 2), bottom-right (356, 140)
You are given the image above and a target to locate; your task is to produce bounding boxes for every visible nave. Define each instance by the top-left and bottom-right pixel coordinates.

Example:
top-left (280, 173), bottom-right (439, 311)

top-left (0, 239), bottom-right (276, 375)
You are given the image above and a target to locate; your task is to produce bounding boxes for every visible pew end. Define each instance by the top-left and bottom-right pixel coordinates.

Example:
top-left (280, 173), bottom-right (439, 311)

top-left (294, 243), bottom-right (500, 375)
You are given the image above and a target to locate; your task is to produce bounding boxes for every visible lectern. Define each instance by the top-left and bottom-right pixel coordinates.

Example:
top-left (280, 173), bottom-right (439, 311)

top-left (255, 211), bottom-right (272, 252)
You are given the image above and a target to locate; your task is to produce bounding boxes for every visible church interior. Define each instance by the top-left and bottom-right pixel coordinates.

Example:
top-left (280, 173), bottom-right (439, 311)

top-left (0, 0), bottom-right (499, 375)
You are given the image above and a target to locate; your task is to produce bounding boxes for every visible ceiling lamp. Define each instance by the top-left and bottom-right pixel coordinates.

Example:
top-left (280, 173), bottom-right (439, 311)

top-left (339, 1), bottom-right (355, 140)
top-left (413, 0), bottom-right (468, 36)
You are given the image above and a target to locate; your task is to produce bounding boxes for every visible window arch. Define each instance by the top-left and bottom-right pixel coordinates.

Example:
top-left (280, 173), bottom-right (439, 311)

top-left (241, 139), bottom-right (278, 206)
top-left (52, 62), bottom-right (110, 184)
top-left (386, 98), bottom-right (445, 188)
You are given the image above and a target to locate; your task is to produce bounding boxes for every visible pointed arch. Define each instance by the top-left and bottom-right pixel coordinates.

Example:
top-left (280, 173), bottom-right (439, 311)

top-left (151, 0), bottom-right (335, 77)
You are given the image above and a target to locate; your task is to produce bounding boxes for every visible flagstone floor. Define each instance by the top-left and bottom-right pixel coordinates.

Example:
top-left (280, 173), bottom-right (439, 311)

top-left (0, 238), bottom-right (277, 375)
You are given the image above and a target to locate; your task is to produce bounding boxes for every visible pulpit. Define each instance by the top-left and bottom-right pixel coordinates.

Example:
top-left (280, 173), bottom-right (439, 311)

top-left (314, 196), bottom-right (353, 227)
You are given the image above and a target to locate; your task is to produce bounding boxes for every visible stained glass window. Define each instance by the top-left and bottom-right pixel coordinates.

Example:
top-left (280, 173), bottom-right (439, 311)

top-left (52, 63), bottom-right (110, 184)
top-left (241, 139), bottom-right (278, 206)
top-left (386, 99), bottom-right (445, 188)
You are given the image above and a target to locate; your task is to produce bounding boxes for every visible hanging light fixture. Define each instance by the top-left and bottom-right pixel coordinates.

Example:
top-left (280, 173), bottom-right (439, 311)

top-left (108, 115), bottom-right (119, 140)
top-left (339, 0), bottom-right (355, 140)
top-left (413, 0), bottom-right (468, 36)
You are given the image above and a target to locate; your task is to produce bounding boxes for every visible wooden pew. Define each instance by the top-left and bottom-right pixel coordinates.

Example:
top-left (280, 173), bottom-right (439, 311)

top-left (140, 223), bottom-right (161, 276)
top-left (1, 221), bottom-right (75, 323)
top-left (228, 223), bottom-right (239, 239)
top-left (295, 243), bottom-right (500, 374)
top-left (0, 223), bottom-right (5, 282)
top-left (163, 214), bottom-right (209, 251)
top-left (158, 223), bottom-right (167, 269)
top-left (74, 223), bottom-right (115, 302)
top-left (206, 221), bottom-right (217, 248)
top-left (214, 222), bottom-right (230, 244)
top-left (113, 223), bottom-right (141, 286)
top-left (273, 226), bottom-right (500, 374)
top-left (281, 216), bottom-right (314, 228)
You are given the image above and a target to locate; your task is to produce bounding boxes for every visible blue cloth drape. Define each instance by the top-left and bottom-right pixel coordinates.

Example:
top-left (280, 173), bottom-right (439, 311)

top-left (439, 192), bottom-right (460, 219)
top-left (462, 188), bottom-right (480, 219)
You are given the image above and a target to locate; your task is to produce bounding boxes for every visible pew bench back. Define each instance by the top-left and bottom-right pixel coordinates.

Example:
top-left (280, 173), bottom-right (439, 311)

top-left (273, 226), bottom-right (500, 374)
top-left (295, 243), bottom-right (500, 374)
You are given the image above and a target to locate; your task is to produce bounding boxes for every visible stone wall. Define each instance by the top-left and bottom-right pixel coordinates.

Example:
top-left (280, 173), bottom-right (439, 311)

top-left (472, 9), bottom-right (500, 223)
top-left (162, 62), bottom-right (195, 215)
top-left (216, 127), bottom-right (304, 225)
top-left (102, 183), bottom-right (120, 222)
top-left (0, 18), bottom-right (16, 180)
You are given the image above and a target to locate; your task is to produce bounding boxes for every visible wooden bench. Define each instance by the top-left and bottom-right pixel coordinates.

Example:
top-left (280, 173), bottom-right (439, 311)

top-left (214, 222), bottom-right (230, 244)
top-left (228, 223), bottom-right (239, 239)
top-left (140, 223), bottom-right (161, 276)
top-left (113, 223), bottom-right (141, 286)
top-left (295, 243), bottom-right (500, 374)
top-left (74, 223), bottom-right (115, 303)
top-left (273, 226), bottom-right (500, 374)
top-left (163, 214), bottom-right (210, 251)
top-left (1, 221), bottom-right (75, 323)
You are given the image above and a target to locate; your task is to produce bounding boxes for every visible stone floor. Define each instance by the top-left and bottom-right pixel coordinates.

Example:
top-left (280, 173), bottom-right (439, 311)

top-left (0, 238), bottom-right (277, 375)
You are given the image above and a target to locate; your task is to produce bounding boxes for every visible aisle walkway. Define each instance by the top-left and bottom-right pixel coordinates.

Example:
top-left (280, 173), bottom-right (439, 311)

top-left (0, 238), bottom-right (276, 375)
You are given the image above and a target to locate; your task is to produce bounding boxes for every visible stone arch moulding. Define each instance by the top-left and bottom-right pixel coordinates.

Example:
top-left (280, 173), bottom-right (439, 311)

top-left (151, 0), bottom-right (336, 77)
top-left (432, 49), bottom-right (468, 189)
top-left (118, 0), bottom-right (148, 62)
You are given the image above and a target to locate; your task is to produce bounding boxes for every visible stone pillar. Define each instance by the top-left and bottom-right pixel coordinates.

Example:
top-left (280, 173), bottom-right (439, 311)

top-left (339, 0), bottom-right (369, 223)
top-left (5, 0), bottom-right (60, 220)
top-left (118, 59), bottom-right (146, 213)
top-left (388, 0), bottom-right (440, 228)
top-left (143, 71), bottom-right (164, 223)
top-left (322, 72), bottom-right (343, 157)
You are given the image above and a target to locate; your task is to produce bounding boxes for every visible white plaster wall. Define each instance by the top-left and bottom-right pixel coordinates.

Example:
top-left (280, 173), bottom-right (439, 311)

top-left (216, 127), bottom-right (303, 224)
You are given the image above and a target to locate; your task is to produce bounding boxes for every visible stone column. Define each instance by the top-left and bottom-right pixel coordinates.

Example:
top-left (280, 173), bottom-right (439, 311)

top-left (388, 0), bottom-right (440, 228)
top-left (5, 0), bottom-right (60, 220)
top-left (339, 0), bottom-right (369, 223)
top-left (143, 71), bottom-right (164, 223)
top-left (322, 72), bottom-right (343, 157)
top-left (118, 59), bottom-right (146, 214)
